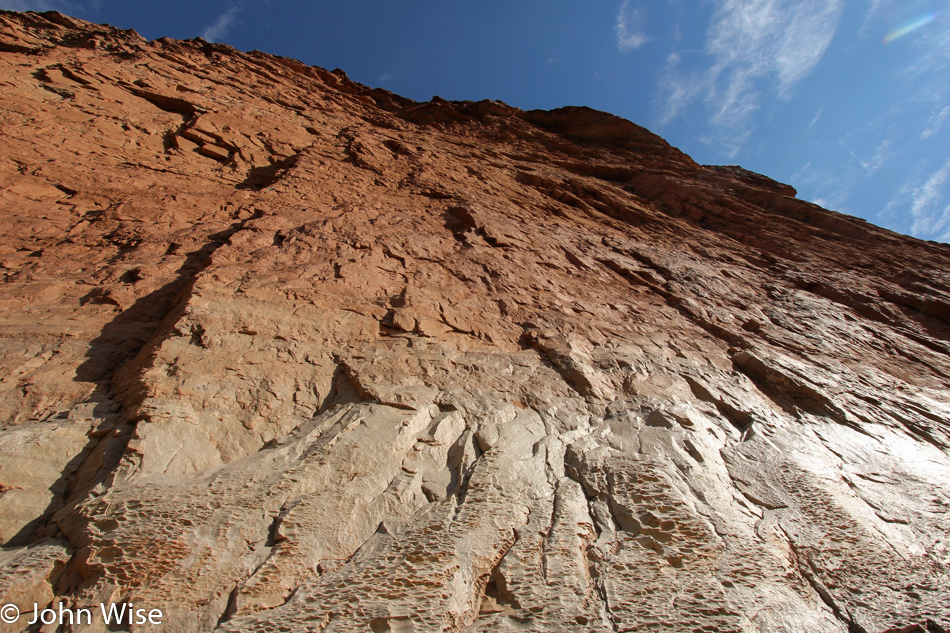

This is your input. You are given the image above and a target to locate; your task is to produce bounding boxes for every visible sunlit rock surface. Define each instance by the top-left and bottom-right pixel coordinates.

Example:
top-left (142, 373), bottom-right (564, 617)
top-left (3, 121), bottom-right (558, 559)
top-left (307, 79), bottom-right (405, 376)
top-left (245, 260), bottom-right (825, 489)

top-left (0, 10), bottom-right (948, 633)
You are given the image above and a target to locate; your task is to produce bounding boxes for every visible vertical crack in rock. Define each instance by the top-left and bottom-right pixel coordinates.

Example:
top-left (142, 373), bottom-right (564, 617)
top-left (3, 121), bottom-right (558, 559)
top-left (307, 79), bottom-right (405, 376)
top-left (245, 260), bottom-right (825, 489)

top-left (785, 533), bottom-right (869, 633)
top-left (683, 375), bottom-right (757, 439)
top-left (1, 211), bottom-right (263, 562)
top-left (51, 216), bottom-right (261, 515)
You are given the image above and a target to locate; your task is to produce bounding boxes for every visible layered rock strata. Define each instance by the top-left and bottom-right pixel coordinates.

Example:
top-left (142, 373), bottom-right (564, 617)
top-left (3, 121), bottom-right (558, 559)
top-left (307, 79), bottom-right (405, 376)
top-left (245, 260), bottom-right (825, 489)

top-left (0, 10), bottom-right (948, 633)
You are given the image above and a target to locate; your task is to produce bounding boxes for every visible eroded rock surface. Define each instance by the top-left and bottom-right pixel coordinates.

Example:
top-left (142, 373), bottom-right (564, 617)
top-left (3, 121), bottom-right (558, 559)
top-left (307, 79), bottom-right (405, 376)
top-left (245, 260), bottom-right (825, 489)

top-left (0, 10), bottom-right (948, 633)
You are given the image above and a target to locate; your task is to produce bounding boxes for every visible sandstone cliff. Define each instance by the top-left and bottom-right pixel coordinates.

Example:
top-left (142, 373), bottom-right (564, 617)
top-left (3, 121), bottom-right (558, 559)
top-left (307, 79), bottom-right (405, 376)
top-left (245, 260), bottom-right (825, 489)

top-left (0, 10), bottom-right (948, 633)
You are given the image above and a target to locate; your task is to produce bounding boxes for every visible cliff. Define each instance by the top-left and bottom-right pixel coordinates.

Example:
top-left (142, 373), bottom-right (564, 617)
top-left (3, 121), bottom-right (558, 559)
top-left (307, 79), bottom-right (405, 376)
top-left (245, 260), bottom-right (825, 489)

top-left (0, 10), bottom-right (948, 633)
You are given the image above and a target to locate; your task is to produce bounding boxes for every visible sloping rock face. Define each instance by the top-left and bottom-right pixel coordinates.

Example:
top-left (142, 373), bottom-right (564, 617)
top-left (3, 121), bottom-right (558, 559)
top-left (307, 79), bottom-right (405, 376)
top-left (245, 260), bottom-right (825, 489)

top-left (0, 10), bottom-right (948, 633)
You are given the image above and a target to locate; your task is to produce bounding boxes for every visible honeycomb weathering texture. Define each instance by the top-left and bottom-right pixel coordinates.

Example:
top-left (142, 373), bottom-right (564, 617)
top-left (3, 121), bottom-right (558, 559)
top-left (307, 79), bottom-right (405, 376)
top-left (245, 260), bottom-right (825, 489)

top-left (0, 9), bottom-right (949, 633)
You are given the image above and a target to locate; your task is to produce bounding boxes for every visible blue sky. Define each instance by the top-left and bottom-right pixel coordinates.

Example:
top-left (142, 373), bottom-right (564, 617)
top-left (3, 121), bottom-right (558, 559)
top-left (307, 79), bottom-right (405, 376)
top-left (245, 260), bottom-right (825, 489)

top-left (3, 1), bottom-right (950, 243)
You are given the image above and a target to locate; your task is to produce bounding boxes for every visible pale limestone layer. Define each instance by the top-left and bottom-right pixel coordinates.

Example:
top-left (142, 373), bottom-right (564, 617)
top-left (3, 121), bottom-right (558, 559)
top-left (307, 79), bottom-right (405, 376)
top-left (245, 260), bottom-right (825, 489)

top-left (0, 10), bottom-right (949, 633)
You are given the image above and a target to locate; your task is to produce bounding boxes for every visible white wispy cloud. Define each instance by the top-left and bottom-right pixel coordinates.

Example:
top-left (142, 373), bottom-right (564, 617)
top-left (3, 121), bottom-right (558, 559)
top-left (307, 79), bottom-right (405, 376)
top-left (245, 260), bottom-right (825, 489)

top-left (656, 53), bottom-right (703, 127)
top-left (858, 136), bottom-right (894, 174)
top-left (922, 105), bottom-right (950, 140)
top-left (657, 0), bottom-right (843, 155)
top-left (910, 158), bottom-right (950, 240)
top-left (889, 10), bottom-right (950, 88)
top-left (791, 159), bottom-right (854, 212)
top-left (882, 158), bottom-right (950, 242)
top-left (615, 0), bottom-right (648, 52)
top-left (201, 4), bottom-right (241, 43)
top-left (859, 0), bottom-right (887, 36)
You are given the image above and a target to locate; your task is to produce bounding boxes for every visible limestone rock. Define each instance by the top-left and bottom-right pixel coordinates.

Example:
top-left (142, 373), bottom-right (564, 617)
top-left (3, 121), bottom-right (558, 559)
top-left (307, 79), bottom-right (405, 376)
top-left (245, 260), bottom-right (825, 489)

top-left (0, 9), bottom-right (948, 633)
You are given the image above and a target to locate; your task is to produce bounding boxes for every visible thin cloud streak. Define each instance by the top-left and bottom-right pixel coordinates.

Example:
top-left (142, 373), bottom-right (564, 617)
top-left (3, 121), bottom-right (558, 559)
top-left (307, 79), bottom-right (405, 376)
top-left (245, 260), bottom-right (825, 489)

top-left (910, 158), bottom-right (950, 240)
top-left (871, 7), bottom-right (950, 239)
top-left (201, 4), bottom-right (241, 43)
top-left (615, 0), bottom-right (648, 52)
top-left (793, 160), bottom-right (852, 212)
top-left (655, 52), bottom-right (702, 127)
top-left (859, 136), bottom-right (893, 174)
top-left (657, 0), bottom-right (843, 155)
top-left (859, 0), bottom-right (888, 36)
top-left (882, 158), bottom-right (950, 242)
top-left (922, 105), bottom-right (950, 140)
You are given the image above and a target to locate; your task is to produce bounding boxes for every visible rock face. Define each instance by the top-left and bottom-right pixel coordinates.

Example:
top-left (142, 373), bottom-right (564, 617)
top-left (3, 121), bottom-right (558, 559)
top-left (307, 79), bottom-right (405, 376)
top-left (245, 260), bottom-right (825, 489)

top-left (0, 10), bottom-right (949, 633)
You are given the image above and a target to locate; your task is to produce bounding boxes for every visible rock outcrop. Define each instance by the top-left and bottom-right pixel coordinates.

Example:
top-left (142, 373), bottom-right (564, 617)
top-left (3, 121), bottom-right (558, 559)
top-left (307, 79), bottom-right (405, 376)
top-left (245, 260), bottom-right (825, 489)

top-left (0, 10), bottom-right (948, 633)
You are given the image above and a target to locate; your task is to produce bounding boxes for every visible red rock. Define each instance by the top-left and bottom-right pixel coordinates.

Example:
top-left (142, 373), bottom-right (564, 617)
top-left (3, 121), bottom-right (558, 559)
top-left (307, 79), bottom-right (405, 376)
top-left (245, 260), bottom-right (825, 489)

top-left (198, 143), bottom-right (231, 161)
